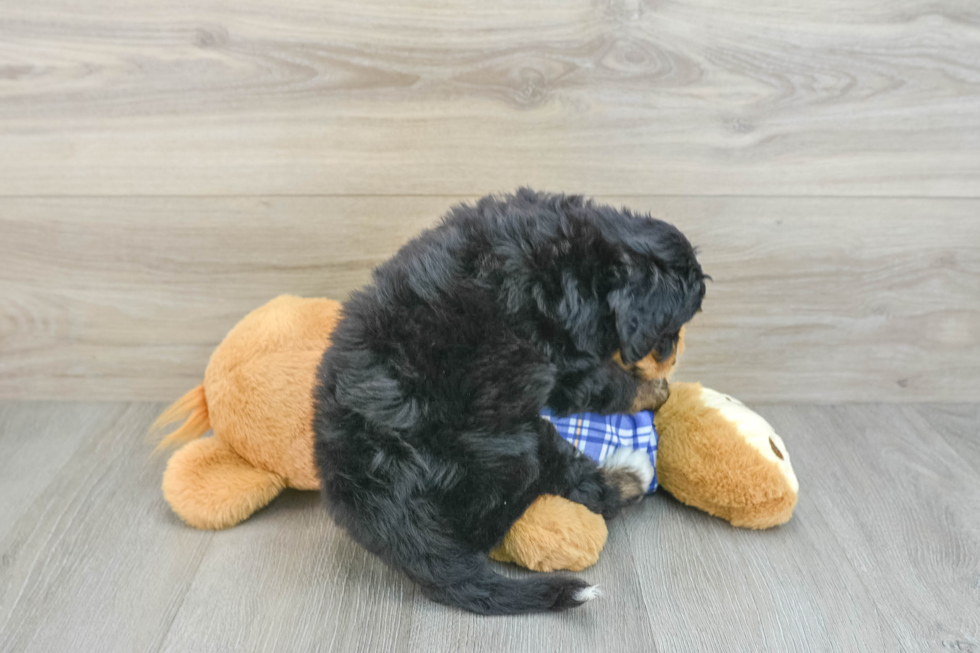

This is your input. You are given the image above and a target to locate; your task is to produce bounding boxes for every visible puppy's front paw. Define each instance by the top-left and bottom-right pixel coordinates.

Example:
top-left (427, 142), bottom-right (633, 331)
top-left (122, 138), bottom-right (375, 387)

top-left (600, 447), bottom-right (654, 505)
top-left (632, 378), bottom-right (670, 412)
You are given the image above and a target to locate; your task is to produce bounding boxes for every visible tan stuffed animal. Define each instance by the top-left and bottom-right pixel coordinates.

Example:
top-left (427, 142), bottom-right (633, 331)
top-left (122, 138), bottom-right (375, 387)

top-left (155, 295), bottom-right (798, 572)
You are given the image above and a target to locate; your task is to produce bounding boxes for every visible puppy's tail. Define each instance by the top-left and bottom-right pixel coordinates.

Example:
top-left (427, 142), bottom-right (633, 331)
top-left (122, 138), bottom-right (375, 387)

top-left (331, 490), bottom-right (599, 615)
top-left (366, 521), bottom-right (599, 615)
top-left (150, 384), bottom-right (210, 452)
top-left (421, 557), bottom-right (600, 615)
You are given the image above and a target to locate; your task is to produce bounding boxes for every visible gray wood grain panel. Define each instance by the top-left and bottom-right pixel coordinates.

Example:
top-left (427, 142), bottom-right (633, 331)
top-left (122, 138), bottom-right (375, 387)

top-left (156, 491), bottom-right (417, 653)
top-left (626, 434), bottom-right (898, 651)
top-left (2, 196), bottom-right (977, 402)
top-left (1, 0), bottom-right (978, 196)
top-left (0, 402), bottom-right (213, 653)
top-left (0, 402), bottom-right (112, 542)
top-left (758, 404), bottom-right (980, 652)
top-left (911, 404), bottom-right (980, 475)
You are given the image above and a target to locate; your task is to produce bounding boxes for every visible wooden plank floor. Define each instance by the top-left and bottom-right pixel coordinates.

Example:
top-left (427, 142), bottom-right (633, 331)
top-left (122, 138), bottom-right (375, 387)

top-left (1, 401), bottom-right (977, 652)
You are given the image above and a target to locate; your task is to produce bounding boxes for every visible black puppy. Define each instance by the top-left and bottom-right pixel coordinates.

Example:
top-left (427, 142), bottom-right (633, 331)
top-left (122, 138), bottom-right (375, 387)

top-left (313, 189), bottom-right (706, 615)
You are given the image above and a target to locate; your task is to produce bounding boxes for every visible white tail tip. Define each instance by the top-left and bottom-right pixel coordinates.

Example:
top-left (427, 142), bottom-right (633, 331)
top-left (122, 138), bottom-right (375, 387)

top-left (573, 585), bottom-right (603, 603)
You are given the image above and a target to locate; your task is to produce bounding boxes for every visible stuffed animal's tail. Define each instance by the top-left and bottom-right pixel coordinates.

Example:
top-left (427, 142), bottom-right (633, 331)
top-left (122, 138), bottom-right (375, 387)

top-left (151, 384), bottom-right (210, 451)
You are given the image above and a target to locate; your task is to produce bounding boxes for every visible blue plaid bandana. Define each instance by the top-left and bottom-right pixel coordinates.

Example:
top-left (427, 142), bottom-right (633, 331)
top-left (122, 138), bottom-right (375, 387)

top-left (539, 408), bottom-right (658, 493)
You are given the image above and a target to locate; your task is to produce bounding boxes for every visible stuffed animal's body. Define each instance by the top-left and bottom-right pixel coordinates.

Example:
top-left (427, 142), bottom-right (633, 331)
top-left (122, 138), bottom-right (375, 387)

top-left (154, 296), bottom-right (336, 529)
top-left (155, 295), bottom-right (798, 572)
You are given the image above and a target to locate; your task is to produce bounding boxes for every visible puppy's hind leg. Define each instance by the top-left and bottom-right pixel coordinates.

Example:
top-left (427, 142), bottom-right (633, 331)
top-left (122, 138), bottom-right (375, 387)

top-left (534, 419), bottom-right (646, 520)
top-left (600, 447), bottom-right (654, 505)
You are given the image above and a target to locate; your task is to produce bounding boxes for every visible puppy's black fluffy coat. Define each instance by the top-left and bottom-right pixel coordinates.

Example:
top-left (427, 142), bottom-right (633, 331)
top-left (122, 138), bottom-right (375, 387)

top-left (314, 189), bottom-right (706, 615)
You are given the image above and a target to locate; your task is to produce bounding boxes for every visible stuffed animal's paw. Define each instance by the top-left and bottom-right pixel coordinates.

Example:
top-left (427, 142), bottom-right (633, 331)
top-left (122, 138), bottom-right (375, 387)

top-left (162, 437), bottom-right (286, 529)
top-left (600, 447), bottom-right (654, 504)
top-left (490, 495), bottom-right (608, 572)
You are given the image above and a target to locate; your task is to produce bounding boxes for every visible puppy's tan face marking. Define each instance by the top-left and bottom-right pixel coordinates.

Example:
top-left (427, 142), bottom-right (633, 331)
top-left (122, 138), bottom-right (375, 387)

top-left (614, 326), bottom-right (687, 381)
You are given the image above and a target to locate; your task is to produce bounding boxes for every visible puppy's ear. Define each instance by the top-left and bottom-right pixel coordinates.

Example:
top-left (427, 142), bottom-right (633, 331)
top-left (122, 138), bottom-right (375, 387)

top-left (608, 267), bottom-right (676, 365)
top-left (609, 271), bottom-right (660, 365)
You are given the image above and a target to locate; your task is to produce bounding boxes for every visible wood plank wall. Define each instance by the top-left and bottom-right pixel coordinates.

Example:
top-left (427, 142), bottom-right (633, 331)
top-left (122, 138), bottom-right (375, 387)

top-left (1, 0), bottom-right (978, 401)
